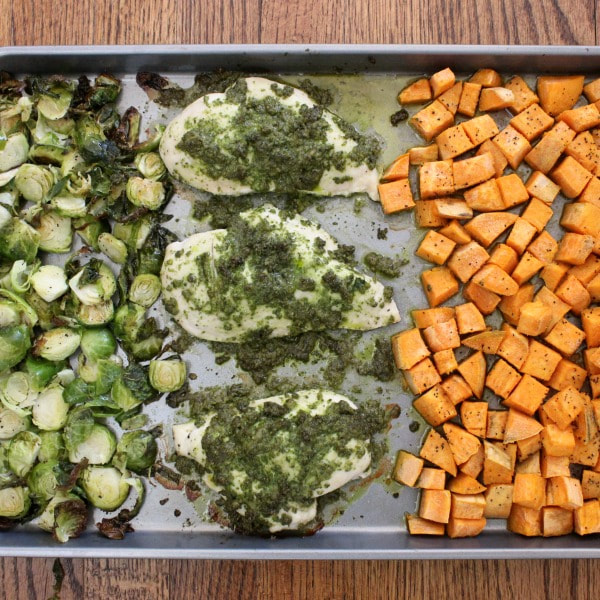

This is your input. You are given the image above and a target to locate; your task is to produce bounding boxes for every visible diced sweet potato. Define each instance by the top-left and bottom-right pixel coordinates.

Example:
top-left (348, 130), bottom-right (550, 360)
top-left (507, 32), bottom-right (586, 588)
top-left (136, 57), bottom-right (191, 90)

top-left (416, 230), bottom-right (456, 266)
top-left (421, 266), bottom-right (459, 307)
top-left (506, 75), bottom-right (539, 113)
top-left (463, 280), bottom-right (501, 315)
top-left (416, 467), bottom-right (447, 490)
top-left (460, 401), bottom-right (488, 438)
top-left (393, 450), bottom-right (425, 487)
top-left (547, 476), bottom-right (584, 510)
top-left (574, 500), bottom-right (600, 535)
top-left (486, 358), bottom-right (522, 399)
top-left (525, 170), bottom-right (561, 204)
top-left (457, 81), bottom-right (482, 117)
top-left (462, 331), bottom-right (505, 354)
top-left (404, 358), bottom-right (441, 394)
top-left (544, 319), bottom-right (586, 356)
top-left (406, 513), bottom-right (445, 535)
top-left (441, 374), bottom-right (474, 405)
top-left (516, 451), bottom-right (541, 475)
top-left (484, 484), bottom-right (514, 518)
top-left (561, 201), bottom-right (600, 237)
top-left (513, 472), bottom-right (546, 509)
top-left (447, 241), bottom-right (490, 283)
top-left (420, 428), bottom-right (457, 476)
top-left (462, 114), bottom-right (500, 145)
top-left (409, 144), bottom-right (439, 164)
top-left (528, 231), bottom-right (559, 264)
top-left (438, 82), bottom-right (463, 116)
top-left (551, 156), bottom-right (593, 198)
top-left (589, 274), bottom-right (600, 302)
top-left (487, 410), bottom-right (508, 440)
top-left (582, 470), bottom-right (600, 499)
top-left (381, 153), bottom-right (410, 181)
top-left (542, 424), bottom-right (576, 457)
top-left (541, 452), bottom-right (571, 478)
top-left (570, 255), bottom-right (600, 285)
top-left (436, 124), bottom-right (475, 160)
top-left (414, 200), bottom-right (448, 228)
top-left (464, 211), bottom-right (518, 247)
top-left (535, 286), bottom-right (571, 332)
top-left (391, 328), bottom-right (431, 371)
top-left (432, 349), bottom-right (458, 376)
top-left (453, 153), bottom-right (495, 190)
top-left (412, 306), bottom-right (455, 329)
top-left (499, 283), bottom-right (536, 325)
top-left (543, 506), bottom-right (574, 537)
top-left (584, 78), bottom-right (600, 103)
top-left (457, 350), bottom-right (486, 399)
top-left (555, 274), bottom-right (591, 315)
top-left (580, 177), bottom-right (600, 206)
top-left (506, 218), bottom-right (538, 255)
top-left (483, 440), bottom-right (514, 485)
top-left (472, 263), bottom-right (519, 296)
top-left (517, 434), bottom-right (542, 460)
top-left (537, 75), bottom-right (584, 116)
top-left (558, 103), bottom-right (600, 132)
top-left (477, 139), bottom-right (508, 177)
top-left (451, 493), bottom-right (486, 519)
top-left (540, 262), bottom-right (569, 291)
top-left (438, 219), bottom-right (471, 245)
top-left (590, 375), bottom-right (600, 399)
top-left (448, 473), bottom-right (486, 495)
top-left (399, 78), bottom-right (432, 104)
top-left (525, 121), bottom-right (577, 173)
top-left (455, 302), bottom-right (486, 335)
top-left (463, 178), bottom-right (505, 212)
top-left (521, 340), bottom-right (562, 382)
top-left (582, 308), bottom-right (600, 347)
top-left (505, 374), bottom-right (549, 416)
top-left (504, 409), bottom-right (544, 443)
top-left (565, 132), bottom-right (600, 172)
top-left (470, 69), bottom-right (502, 88)
top-left (460, 444), bottom-right (485, 479)
top-left (419, 160), bottom-right (455, 199)
top-left (517, 301), bottom-right (552, 336)
top-left (378, 179), bottom-right (416, 214)
top-left (548, 359), bottom-right (588, 392)
top-left (521, 198), bottom-right (554, 232)
top-left (410, 100), bottom-right (455, 141)
top-left (479, 87), bottom-right (515, 112)
top-left (443, 422), bottom-right (481, 465)
top-left (492, 125), bottom-right (532, 169)
top-left (433, 198), bottom-right (473, 220)
top-left (511, 251), bottom-right (544, 285)
top-left (446, 516), bottom-right (486, 538)
top-left (507, 504), bottom-right (542, 536)
top-left (496, 173), bottom-right (530, 209)
top-left (488, 243), bottom-right (519, 274)
top-left (423, 319), bottom-right (460, 352)
top-left (430, 68), bottom-right (455, 99)
top-left (542, 387), bottom-right (585, 429)
top-left (510, 103), bottom-right (554, 141)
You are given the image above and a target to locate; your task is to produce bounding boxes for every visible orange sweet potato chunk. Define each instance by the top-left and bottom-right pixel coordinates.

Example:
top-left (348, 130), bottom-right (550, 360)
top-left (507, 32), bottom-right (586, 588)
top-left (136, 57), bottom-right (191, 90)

top-left (416, 230), bottom-right (456, 265)
top-left (399, 78), bottom-right (432, 104)
top-left (537, 75), bottom-right (584, 116)
top-left (464, 178), bottom-right (505, 212)
top-left (470, 69), bottom-right (502, 87)
top-left (391, 328), bottom-right (431, 370)
top-left (381, 153), bottom-right (410, 181)
top-left (457, 82), bottom-right (482, 118)
top-left (378, 179), bottom-right (416, 214)
top-left (479, 87), bottom-right (515, 112)
top-left (510, 103), bottom-right (554, 141)
top-left (430, 68), bottom-right (455, 99)
top-left (421, 267), bottom-right (459, 307)
top-left (419, 160), bottom-right (455, 199)
top-left (453, 153), bottom-right (496, 190)
top-left (505, 75), bottom-right (539, 113)
top-left (420, 429), bottom-right (457, 476)
top-left (436, 124), bottom-right (475, 160)
top-left (406, 514), bottom-right (445, 535)
top-left (410, 100), bottom-right (455, 142)
top-left (447, 241), bottom-right (490, 283)
top-left (492, 125), bottom-right (532, 169)
top-left (525, 171), bottom-right (561, 204)
top-left (438, 82), bottom-right (463, 116)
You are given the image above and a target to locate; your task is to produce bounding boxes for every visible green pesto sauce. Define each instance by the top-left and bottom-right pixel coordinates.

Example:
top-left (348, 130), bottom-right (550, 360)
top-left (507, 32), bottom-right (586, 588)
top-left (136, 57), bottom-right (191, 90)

top-left (175, 79), bottom-right (380, 193)
top-left (188, 389), bottom-right (387, 535)
top-left (363, 252), bottom-right (408, 279)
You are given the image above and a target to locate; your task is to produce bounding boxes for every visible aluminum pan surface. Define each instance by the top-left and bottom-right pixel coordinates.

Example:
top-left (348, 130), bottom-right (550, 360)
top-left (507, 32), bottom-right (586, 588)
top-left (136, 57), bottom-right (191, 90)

top-left (0, 45), bottom-right (600, 559)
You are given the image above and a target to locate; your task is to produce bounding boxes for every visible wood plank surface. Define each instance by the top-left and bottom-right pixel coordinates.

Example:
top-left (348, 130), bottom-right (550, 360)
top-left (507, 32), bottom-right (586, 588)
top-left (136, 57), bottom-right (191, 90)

top-left (1, 0), bottom-right (599, 597)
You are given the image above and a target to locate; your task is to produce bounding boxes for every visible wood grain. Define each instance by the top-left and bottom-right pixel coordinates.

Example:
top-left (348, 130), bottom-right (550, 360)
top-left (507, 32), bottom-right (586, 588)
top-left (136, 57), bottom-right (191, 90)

top-left (2, 0), bottom-right (599, 597)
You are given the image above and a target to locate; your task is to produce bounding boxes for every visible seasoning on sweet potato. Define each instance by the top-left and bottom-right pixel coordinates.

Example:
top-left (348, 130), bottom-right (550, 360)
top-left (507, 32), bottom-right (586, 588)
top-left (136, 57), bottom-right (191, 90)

top-left (463, 178), bottom-right (505, 212)
top-left (462, 330), bottom-right (506, 354)
top-left (511, 251), bottom-right (544, 285)
top-left (510, 103), bottom-right (554, 141)
top-left (421, 266), bottom-right (460, 307)
top-left (479, 87), bottom-right (515, 112)
top-left (440, 373), bottom-right (474, 406)
top-left (569, 255), bottom-right (600, 285)
top-left (393, 451), bottom-right (425, 487)
top-left (406, 513), bottom-right (445, 535)
top-left (548, 358), bottom-right (587, 392)
top-left (557, 103), bottom-right (600, 133)
top-left (537, 75), bottom-right (584, 117)
top-left (438, 219), bottom-right (472, 244)
top-left (430, 68), bottom-right (456, 99)
top-left (436, 124), bottom-right (475, 160)
top-left (525, 170), bottom-right (561, 204)
top-left (505, 75), bottom-right (539, 113)
top-left (497, 324), bottom-right (530, 370)
top-left (410, 100), bottom-right (455, 141)
top-left (525, 121), bottom-right (576, 173)
top-left (460, 401), bottom-right (488, 438)
top-left (414, 384), bottom-right (457, 426)
top-left (498, 283), bottom-right (535, 325)
top-left (555, 274), bottom-right (591, 315)
top-left (404, 358), bottom-right (442, 394)
top-left (464, 211), bottom-right (518, 247)
top-left (457, 81), bottom-right (482, 118)
top-left (378, 179), bottom-right (416, 214)
top-left (505, 374), bottom-right (549, 416)
top-left (419, 428), bottom-right (457, 476)
top-left (582, 307), bottom-right (600, 348)
top-left (520, 339), bottom-right (562, 382)
top-left (381, 153), bottom-right (410, 181)
top-left (438, 82), bottom-right (463, 116)
top-left (391, 328), bottom-right (431, 370)
top-left (460, 444), bottom-right (485, 479)
top-left (527, 231), bottom-right (559, 265)
top-left (564, 132), bottom-right (600, 173)
top-left (543, 318), bottom-right (586, 356)
top-left (457, 350), bottom-right (486, 399)
top-left (535, 286), bottom-right (572, 331)
top-left (447, 240), bottom-right (490, 283)
top-left (483, 440), bottom-right (514, 485)
top-left (419, 159), bottom-right (455, 199)
top-left (486, 358), bottom-right (522, 399)
top-left (504, 409), bottom-right (544, 443)
top-left (414, 200), bottom-right (448, 228)
top-left (542, 386), bottom-right (585, 429)
top-left (462, 114), bottom-right (500, 145)
top-left (443, 422), bottom-right (481, 465)
top-left (463, 280), bottom-right (502, 315)
top-left (416, 230), bottom-right (456, 265)
top-left (484, 484), bottom-right (514, 518)
top-left (399, 78), bottom-right (432, 104)
top-left (582, 470), bottom-right (600, 499)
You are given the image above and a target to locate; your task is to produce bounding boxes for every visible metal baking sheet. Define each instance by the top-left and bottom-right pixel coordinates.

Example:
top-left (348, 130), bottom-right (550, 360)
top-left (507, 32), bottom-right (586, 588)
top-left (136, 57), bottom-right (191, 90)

top-left (1, 44), bottom-right (600, 559)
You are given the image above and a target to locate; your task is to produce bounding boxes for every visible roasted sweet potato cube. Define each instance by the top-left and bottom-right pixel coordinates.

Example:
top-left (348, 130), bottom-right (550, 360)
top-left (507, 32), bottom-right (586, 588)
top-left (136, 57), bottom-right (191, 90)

top-left (544, 319), bottom-right (586, 356)
top-left (393, 451), bottom-right (425, 487)
top-left (580, 176), bottom-right (600, 206)
top-left (535, 286), bottom-right (571, 331)
top-left (582, 470), bottom-right (600, 499)
top-left (419, 160), bottom-right (454, 199)
top-left (570, 255), bottom-right (600, 285)
top-left (463, 280), bottom-right (501, 315)
top-left (462, 330), bottom-right (505, 354)
top-left (404, 358), bottom-right (441, 394)
top-left (555, 274), bottom-right (591, 315)
top-left (477, 139), bottom-right (508, 177)
top-left (455, 302), bottom-right (486, 335)
top-left (521, 198), bottom-right (554, 233)
top-left (410, 100), bottom-right (455, 142)
top-left (414, 200), bottom-right (448, 228)
top-left (496, 173), bottom-right (530, 209)
top-left (464, 211), bottom-right (518, 247)
top-left (457, 81), bottom-right (482, 117)
top-left (513, 473), bottom-right (546, 509)
top-left (565, 131), bottom-right (600, 172)
top-left (574, 500), bottom-right (600, 534)
top-left (412, 306), bottom-right (455, 329)
top-left (492, 125), bottom-right (532, 169)
top-left (433, 349), bottom-right (458, 376)
top-left (537, 75), bottom-right (584, 116)
top-left (447, 241), bottom-right (490, 283)
top-left (497, 325), bottom-right (530, 370)
top-left (521, 340), bottom-right (562, 382)
top-left (511, 251), bottom-right (544, 285)
top-left (421, 267), bottom-right (459, 307)
top-left (516, 451), bottom-right (541, 475)
top-left (584, 78), bottom-right (600, 103)
top-left (483, 440), bottom-right (513, 485)
top-left (406, 514), bottom-right (445, 535)
top-left (517, 301), bottom-right (552, 336)
top-left (488, 243), bottom-right (519, 274)
top-left (506, 75), bottom-right (539, 113)
top-left (409, 144), bottom-right (439, 164)
top-left (463, 178), bottom-right (505, 212)
top-left (540, 262), bottom-right (569, 291)
top-left (416, 467), bottom-right (447, 490)
top-left (573, 396), bottom-right (599, 444)
top-left (543, 506), bottom-right (574, 537)
top-left (414, 384), bottom-right (457, 426)
top-left (438, 219), bottom-right (471, 245)
top-left (570, 436), bottom-right (600, 467)
top-left (473, 263), bottom-right (519, 296)
top-left (381, 153), bottom-right (410, 181)
top-left (399, 78), bottom-right (432, 104)
top-left (486, 359), bottom-right (522, 399)
top-left (436, 124), bottom-right (475, 160)
top-left (505, 410), bottom-right (543, 444)
top-left (547, 476), bottom-right (584, 510)
top-left (457, 350), bottom-right (486, 399)
top-left (423, 318), bottom-right (460, 352)
top-left (558, 103), bottom-right (600, 132)
top-left (443, 422), bottom-right (481, 465)
top-left (460, 444), bottom-right (485, 479)
top-left (451, 493), bottom-right (486, 519)
top-left (582, 307), bottom-right (600, 347)
top-left (448, 473), bottom-right (486, 495)
top-left (446, 516), bottom-right (486, 538)
top-left (510, 103), bottom-right (554, 143)
top-left (453, 153), bottom-right (495, 190)
top-left (462, 114), bottom-right (500, 145)
top-left (479, 87), bottom-right (515, 112)
top-left (441, 374), bottom-right (473, 405)
top-left (507, 218), bottom-right (538, 255)
top-left (542, 387), bottom-right (585, 430)
top-left (556, 233), bottom-right (595, 265)
top-left (528, 231), bottom-right (559, 264)
top-left (542, 424), bottom-right (576, 457)
top-left (415, 231), bottom-right (456, 265)
top-left (561, 201), bottom-right (600, 237)
top-left (525, 170), bottom-right (561, 204)
top-left (541, 452), bottom-right (571, 478)
top-left (433, 198), bottom-right (473, 219)
top-left (484, 484), bottom-right (514, 518)
top-left (589, 275), bottom-right (600, 303)
top-left (499, 283), bottom-right (536, 325)
top-left (470, 69), bottom-right (502, 88)
top-left (438, 82), bottom-right (463, 116)
top-left (378, 179), bottom-right (416, 214)
top-left (430, 68), bottom-right (455, 98)
top-left (548, 359), bottom-right (587, 392)
top-left (420, 428), bottom-right (457, 475)
top-left (508, 504), bottom-right (542, 536)
top-left (460, 401), bottom-right (488, 438)
top-left (391, 328), bottom-right (431, 371)
top-left (590, 375), bottom-right (600, 399)
top-left (517, 434), bottom-right (542, 460)
top-left (487, 411), bottom-right (508, 440)
top-left (551, 156), bottom-right (593, 198)
top-left (505, 374), bottom-right (549, 416)
top-left (525, 121), bottom-right (576, 173)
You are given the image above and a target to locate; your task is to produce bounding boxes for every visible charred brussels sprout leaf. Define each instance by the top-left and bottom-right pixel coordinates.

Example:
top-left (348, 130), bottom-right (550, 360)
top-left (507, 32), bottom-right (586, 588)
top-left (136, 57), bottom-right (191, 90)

top-left (63, 406), bottom-right (95, 454)
top-left (52, 498), bottom-right (88, 543)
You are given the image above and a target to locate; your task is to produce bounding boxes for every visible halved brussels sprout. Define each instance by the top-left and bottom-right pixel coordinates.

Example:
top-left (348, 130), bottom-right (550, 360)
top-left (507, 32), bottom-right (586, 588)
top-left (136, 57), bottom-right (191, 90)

top-left (8, 260), bottom-right (36, 294)
top-left (133, 123), bottom-right (165, 153)
top-left (113, 217), bottom-right (152, 250)
top-left (74, 115), bottom-right (120, 164)
top-left (28, 144), bottom-right (70, 166)
top-left (0, 167), bottom-right (19, 187)
top-left (0, 218), bottom-right (41, 263)
top-left (0, 486), bottom-right (30, 518)
top-left (33, 327), bottom-right (81, 362)
top-left (27, 460), bottom-right (63, 502)
top-left (110, 363), bottom-right (154, 412)
top-left (113, 302), bottom-right (145, 340)
top-left (0, 204), bottom-right (12, 229)
top-left (76, 299), bottom-right (114, 327)
top-left (126, 177), bottom-right (165, 210)
top-left (128, 274), bottom-right (161, 308)
top-left (30, 265), bottom-right (69, 303)
top-left (37, 81), bottom-right (74, 121)
top-left (69, 260), bottom-right (116, 306)
top-left (38, 430), bottom-right (66, 462)
top-left (134, 152), bottom-right (166, 180)
top-left (114, 430), bottom-right (157, 473)
top-left (52, 497), bottom-right (88, 543)
top-left (14, 164), bottom-right (55, 203)
top-left (7, 431), bottom-right (41, 477)
top-left (149, 359), bottom-right (186, 393)
top-left (0, 407), bottom-right (29, 440)
top-left (0, 133), bottom-right (29, 172)
top-left (73, 217), bottom-right (109, 251)
top-left (36, 212), bottom-right (72, 253)
top-left (66, 172), bottom-right (91, 197)
top-left (0, 325), bottom-right (32, 371)
top-left (0, 443), bottom-right (18, 487)
top-left (0, 301), bottom-right (21, 327)
top-left (0, 371), bottom-right (38, 416)
top-left (36, 490), bottom-right (79, 532)
top-left (32, 384), bottom-right (69, 431)
top-left (25, 355), bottom-right (65, 391)
top-left (97, 233), bottom-right (127, 264)
top-left (80, 466), bottom-right (130, 511)
top-left (68, 423), bottom-right (116, 465)
top-left (80, 328), bottom-right (116, 361)
top-left (51, 194), bottom-right (87, 218)
top-left (59, 151), bottom-right (85, 176)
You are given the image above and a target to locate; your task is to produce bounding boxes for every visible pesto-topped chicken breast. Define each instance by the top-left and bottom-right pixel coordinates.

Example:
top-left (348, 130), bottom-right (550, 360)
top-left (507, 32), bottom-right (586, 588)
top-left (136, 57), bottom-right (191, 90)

top-left (159, 76), bottom-right (381, 199)
top-left (160, 204), bottom-right (400, 342)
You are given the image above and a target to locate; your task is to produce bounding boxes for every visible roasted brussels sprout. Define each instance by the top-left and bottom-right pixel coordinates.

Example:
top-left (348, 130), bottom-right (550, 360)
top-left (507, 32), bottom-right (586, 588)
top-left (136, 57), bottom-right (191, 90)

top-left (0, 407), bottom-right (29, 440)
top-left (74, 115), bottom-right (120, 164)
top-left (128, 274), bottom-right (160, 308)
top-left (76, 299), bottom-right (114, 327)
top-left (27, 460), bottom-right (63, 502)
top-left (52, 497), bottom-right (88, 543)
top-left (51, 194), bottom-right (87, 218)
top-left (80, 466), bottom-right (130, 511)
top-left (69, 259), bottom-right (116, 306)
top-left (28, 144), bottom-right (70, 166)
top-left (80, 328), bottom-right (116, 360)
top-left (134, 152), bottom-right (166, 180)
top-left (68, 423), bottom-right (116, 465)
top-left (38, 430), bottom-right (66, 462)
top-left (36, 80), bottom-right (74, 121)
top-left (33, 327), bottom-right (81, 362)
top-left (97, 232), bottom-right (127, 264)
top-left (25, 355), bottom-right (65, 391)
top-left (0, 218), bottom-right (41, 263)
top-left (30, 265), bottom-right (69, 302)
top-left (0, 300), bottom-right (21, 327)
top-left (32, 384), bottom-right (69, 431)
top-left (36, 490), bottom-right (79, 532)
top-left (0, 325), bottom-right (32, 372)
top-left (0, 133), bottom-right (29, 172)
top-left (62, 405), bottom-right (94, 454)
top-left (73, 217), bottom-right (109, 251)
top-left (149, 359), bottom-right (186, 393)
top-left (0, 486), bottom-right (30, 518)
top-left (113, 217), bottom-right (152, 250)
top-left (126, 177), bottom-right (165, 211)
top-left (6, 259), bottom-right (35, 294)
top-left (0, 371), bottom-right (38, 416)
top-left (113, 302), bottom-right (145, 340)
top-left (36, 212), bottom-right (73, 254)
top-left (114, 430), bottom-right (157, 473)
top-left (14, 164), bottom-right (55, 203)
top-left (7, 431), bottom-right (41, 477)
top-left (110, 363), bottom-right (154, 412)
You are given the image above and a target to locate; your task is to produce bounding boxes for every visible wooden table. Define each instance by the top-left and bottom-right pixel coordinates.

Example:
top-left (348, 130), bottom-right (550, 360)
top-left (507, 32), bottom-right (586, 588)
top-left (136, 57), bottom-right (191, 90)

top-left (1, 0), bottom-right (598, 597)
